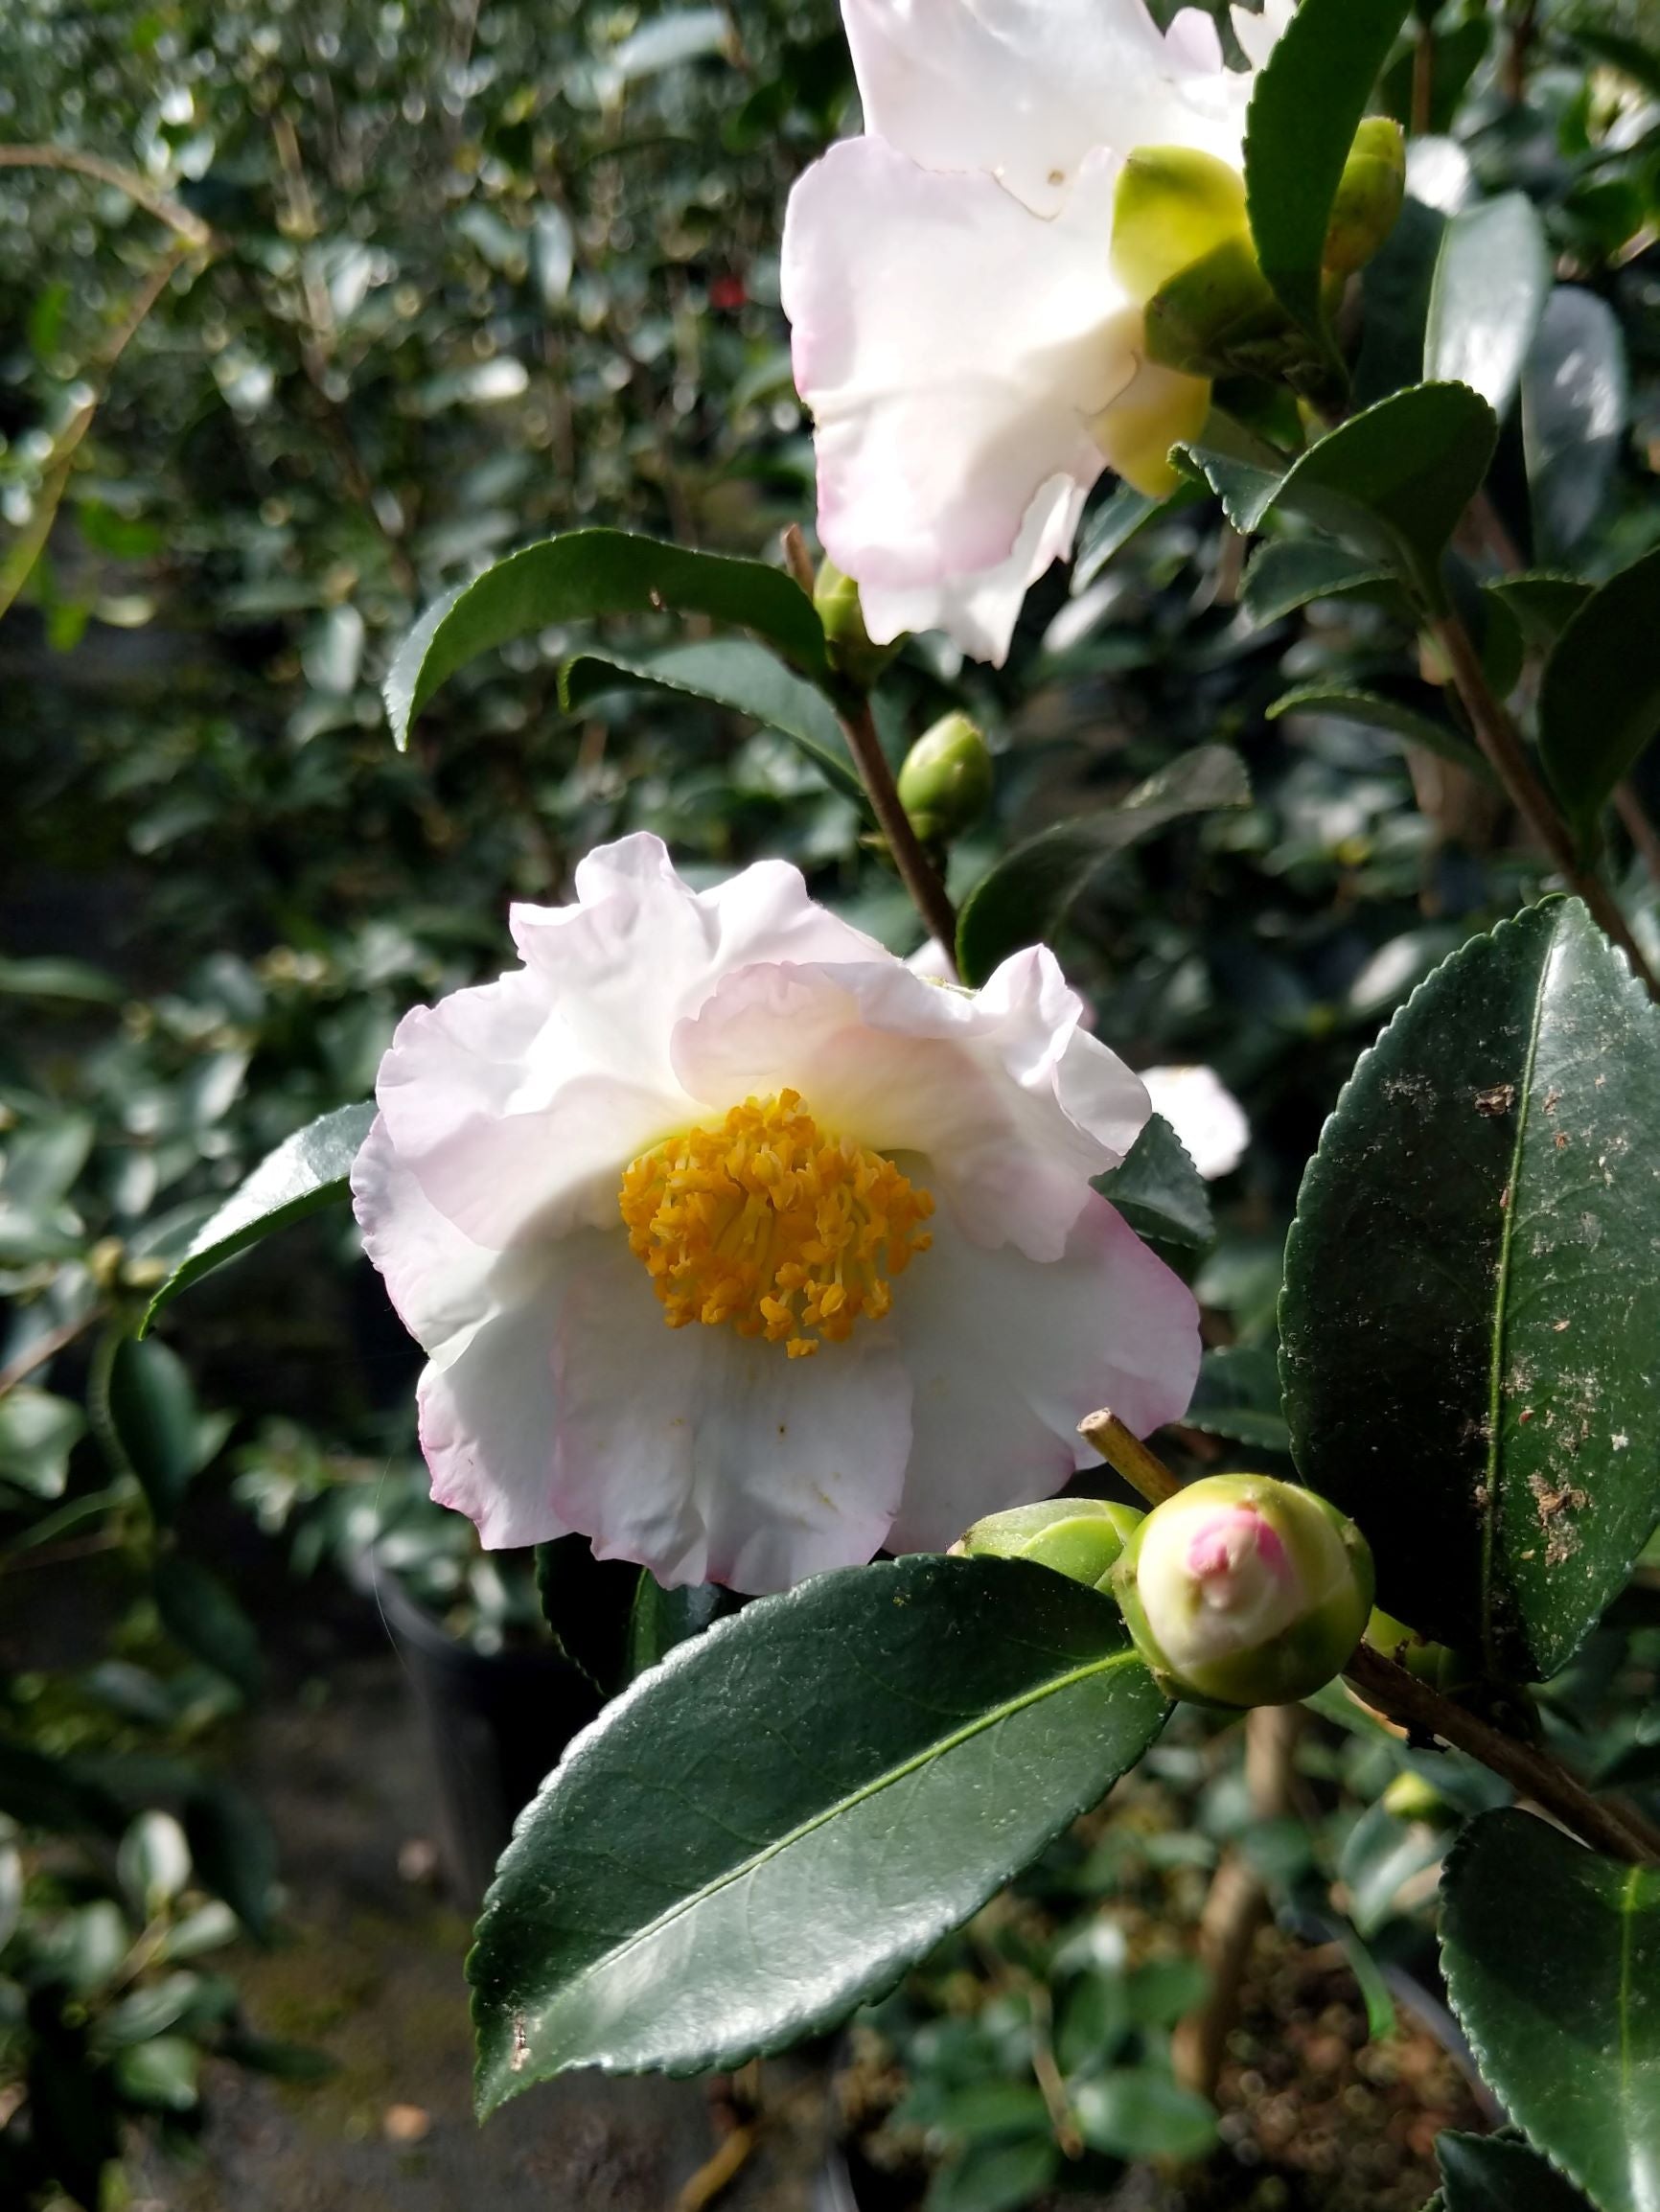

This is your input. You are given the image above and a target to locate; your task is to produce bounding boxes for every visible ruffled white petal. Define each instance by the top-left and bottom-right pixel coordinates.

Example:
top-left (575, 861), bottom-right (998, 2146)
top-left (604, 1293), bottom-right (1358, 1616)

top-left (859, 476), bottom-right (1089, 667)
top-left (842, 0), bottom-right (1257, 219)
top-left (1140, 1064), bottom-right (1250, 1181)
top-left (546, 1231), bottom-right (912, 1591)
top-left (783, 138), bottom-right (1128, 597)
top-left (887, 1194), bottom-right (1202, 1551)
top-left (670, 947), bottom-right (1149, 1260)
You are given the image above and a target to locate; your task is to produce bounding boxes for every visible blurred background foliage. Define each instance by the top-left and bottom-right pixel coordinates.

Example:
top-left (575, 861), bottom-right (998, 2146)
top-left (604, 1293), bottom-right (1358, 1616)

top-left (2, 0), bottom-right (1659, 2204)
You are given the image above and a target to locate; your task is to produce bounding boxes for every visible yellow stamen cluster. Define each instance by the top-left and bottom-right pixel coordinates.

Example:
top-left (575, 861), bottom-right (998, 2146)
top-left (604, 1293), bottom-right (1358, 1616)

top-left (619, 1090), bottom-right (934, 1358)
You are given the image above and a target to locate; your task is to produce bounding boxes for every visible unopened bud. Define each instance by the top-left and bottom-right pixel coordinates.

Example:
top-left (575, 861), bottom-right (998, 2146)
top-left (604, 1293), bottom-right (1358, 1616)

top-left (1112, 147), bottom-right (1250, 307)
top-left (814, 558), bottom-right (901, 692)
top-left (897, 712), bottom-right (994, 842)
top-left (955, 1497), bottom-right (1143, 1592)
top-left (1323, 118), bottom-right (1406, 276)
top-left (1110, 1473), bottom-right (1373, 1707)
top-left (1143, 235), bottom-right (1287, 380)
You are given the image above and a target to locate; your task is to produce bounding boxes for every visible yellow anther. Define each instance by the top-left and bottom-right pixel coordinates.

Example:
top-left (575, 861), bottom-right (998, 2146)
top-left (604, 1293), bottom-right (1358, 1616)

top-left (619, 1091), bottom-right (934, 1354)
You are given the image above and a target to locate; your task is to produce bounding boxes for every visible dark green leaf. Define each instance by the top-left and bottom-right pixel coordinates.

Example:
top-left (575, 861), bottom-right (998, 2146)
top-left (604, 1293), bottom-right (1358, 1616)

top-left (534, 1535), bottom-right (641, 1694)
top-left (0, 956), bottom-right (123, 1004)
top-left (154, 1557), bottom-right (264, 1700)
top-left (1072, 2067), bottom-right (1217, 2161)
top-left (1183, 1346), bottom-right (1291, 1456)
top-left (113, 2034), bottom-right (199, 2110)
top-left (1267, 683), bottom-right (1485, 775)
top-left (221, 2032), bottom-right (337, 2081)
top-left (1243, 0), bottom-right (1413, 334)
top-left (183, 1782), bottom-right (279, 1944)
top-left (955, 746), bottom-right (1250, 989)
top-left (105, 1337), bottom-right (204, 1523)
top-left (142, 1101), bottom-right (375, 1331)
top-left (1355, 195), bottom-right (1447, 408)
top-left (1538, 548), bottom-right (1660, 850)
top-left (1094, 1114), bottom-right (1213, 1253)
top-left (625, 1573), bottom-right (744, 1681)
top-left (0, 1386), bottom-right (84, 1501)
top-left (1280, 898), bottom-right (1660, 1678)
top-left (469, 1555), bottom-right (1168, 2106)
top-left (384, 529), bottom-right (827, 748)
top-left (1423, 194), bottom-right (1551, 419)
top-left (559, 637), bottom-right (865, 806)
top-left (1484, 574), bottom-right (1592, 656)
top-left (1522, 290), bottom-right (1629, 566)
top-left (1441, 1810), bottom-right (1660, 2212)
top-left (1240, 540), bottom-right (1396, 628)
top-left (928, 2134), bottom-right (1060, 2212)
top-left (1072, 480), bottom-right (1202, 592)
top-left (1432, 2128), bottom-right (1596, 2211)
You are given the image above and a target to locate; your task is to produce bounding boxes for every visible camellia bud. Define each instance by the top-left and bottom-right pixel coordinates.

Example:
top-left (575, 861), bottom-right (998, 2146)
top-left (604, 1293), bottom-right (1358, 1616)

top-left (1110, 1473), bottom-right (1373, 1708)
top-left (1143, 235), bottom-right (1287, 380)
top-left (1323, 117), bottom-right (1406, 276)
top-left (1111, 147), bottom-right (1250, 306)
top-left (813, 557), bottom-right (901, 692)
top-left (955, 1497), bottom-right (1144, 1592)
top-left (896, 712), bottom-right (995, 843)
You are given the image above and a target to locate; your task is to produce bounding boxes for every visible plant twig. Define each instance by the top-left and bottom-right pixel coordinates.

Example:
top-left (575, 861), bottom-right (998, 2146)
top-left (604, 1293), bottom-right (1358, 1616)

top-left (0, 1311), bottom-right (102, 1402)
top-left (1426, 611), bottom-right (1660, 999)
top-left (0, 145), bottom-right (218, 248)
top-left (837, 696), bottom-right (960, 974)
top-left (1079, 1414), bottom-right (1660, 1866)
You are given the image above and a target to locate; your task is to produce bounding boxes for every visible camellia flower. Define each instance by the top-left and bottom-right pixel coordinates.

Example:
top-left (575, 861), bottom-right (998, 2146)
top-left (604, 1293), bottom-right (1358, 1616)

top-left (1112, 1472), bottom-right (1373, 1706)
top-left (352, 835), bottom-right (1201, 1593)
top-left (781, 0), bottom-right (1292, 664)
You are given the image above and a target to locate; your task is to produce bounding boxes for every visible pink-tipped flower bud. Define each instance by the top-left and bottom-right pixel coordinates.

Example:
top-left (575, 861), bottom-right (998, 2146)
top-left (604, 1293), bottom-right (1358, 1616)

top-left (955, 1497), bottom-right (1144, 1593)
top-left (1110, 1473), bottom-right (1373, 1707)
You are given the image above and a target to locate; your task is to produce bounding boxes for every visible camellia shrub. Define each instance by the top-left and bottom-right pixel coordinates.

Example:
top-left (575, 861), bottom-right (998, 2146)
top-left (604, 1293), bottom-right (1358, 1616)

top-left (7, 0), bottom-right (1660, 2204)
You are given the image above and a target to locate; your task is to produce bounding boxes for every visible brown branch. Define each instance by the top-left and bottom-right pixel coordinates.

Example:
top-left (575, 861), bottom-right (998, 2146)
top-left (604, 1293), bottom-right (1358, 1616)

top-left (0, 144), bottom-right (218, 248)
top-left (837, 697), bottom-right (960, 974)
top-left (1426, 610), bottom-right (1660, 999)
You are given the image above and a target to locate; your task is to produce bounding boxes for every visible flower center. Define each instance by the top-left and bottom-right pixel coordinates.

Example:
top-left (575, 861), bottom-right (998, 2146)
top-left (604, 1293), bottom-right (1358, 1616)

top-left (618, 1089), bottom-right (934, 1359)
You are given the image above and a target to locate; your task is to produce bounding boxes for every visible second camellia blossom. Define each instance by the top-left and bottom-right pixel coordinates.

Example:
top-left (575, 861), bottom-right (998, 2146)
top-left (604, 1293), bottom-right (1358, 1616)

top-left (781, 0), bottom-right (1292, 663)
top-left (352, 836), bottom-right (1200, 1594)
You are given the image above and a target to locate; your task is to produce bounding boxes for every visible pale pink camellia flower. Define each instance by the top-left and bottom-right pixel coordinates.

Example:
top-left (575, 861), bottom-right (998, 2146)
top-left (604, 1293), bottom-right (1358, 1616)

top-left (351, 835), bottom-right (1201, 1594)
top-left (781, 0), bottom-right (1292, 664)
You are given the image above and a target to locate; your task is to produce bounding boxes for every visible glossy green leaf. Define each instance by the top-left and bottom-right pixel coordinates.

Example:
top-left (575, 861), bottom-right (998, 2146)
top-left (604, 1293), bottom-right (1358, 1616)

top-left (1187, 384), bottom-right (1498, 609)
top-left (1184, 1346), bottom-right (1291, 1456)
top-left (1094, 1114), bottom-right (1213, 1254)
top-left (559, 637), bottom-right (865, 806)
top-left (1281, 898), bottom-right (1660, 1678)
top-left (142, 1101), bottom-right (375, 1331)
top-left (625, 1574), bottom-right (743, 1681)
top-left (929, 2135), bottom-right (1059, 2212)
top-left (113, 2034), bottom-right (199, 2110)
top-left (1441, 1810), bottom-right (1660, 2212)
top-left (1243, 0), bottom-right (1413, 334)
top-left (1538, 548), bottom-right (1660, 850)
top-left (1267, 683), bottom-right (1485, 775)
top-left (1430, 2128), bottom-right (1595, 2212)
top-left (153, 1557), bottom-right (264, 1700)
top-left (1484, 574), bottom-right (1592, 656)
top-left (469, 1555), bottom-right (1168, 2107)
top-left (1072, 480), bottom-right (1202, 592)
top-left (0, 1386), bottom-right (84, 1501)
top-left (384, 529), bottom-right (827, 748)
top-left (955, 746), bottom-right (1250, 989)
top-left (1423, 193), bottom-right (1551, 418)
top-left (1240, 539), bottom-right (1396, 628)
top-left (183, 1782), bottom-right (279, 1944)
top-left (104, 1337), bottom-right (204, 1523)
top-left (1072, 2067), bottom-right (1217, 2161)
top-left (1522, 289), bottom-right (1629, 566)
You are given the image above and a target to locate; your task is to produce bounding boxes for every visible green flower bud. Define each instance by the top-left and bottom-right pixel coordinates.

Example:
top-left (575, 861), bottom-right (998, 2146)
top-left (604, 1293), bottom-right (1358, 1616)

top-left (1142, 234), bottom-right (1287, 380)
top-left (1363, 1606), bottom-right (1476, 1695)
top-left (1110, 1473), bottom-right (1373, 1708)
top-left (814, 557), bottom-right (902, 692)
top-left (1323, 118), bottom-right (1406, 276)
top-left (897, 712), bottom-right (995, 841)
top-left (1112, 147), bottom-right (1249, 307)
top-left (955, 1497), bottom-right (1144, 1593)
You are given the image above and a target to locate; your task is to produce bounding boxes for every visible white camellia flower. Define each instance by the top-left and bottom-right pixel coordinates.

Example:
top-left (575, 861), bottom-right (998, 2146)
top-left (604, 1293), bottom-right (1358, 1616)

top-left (781, 0), bottom-right (1292, 664)
top-left (1139, 1063), bottom-right (1250, 1180)
top-left (352, 835), bottom-right (1201, 1593)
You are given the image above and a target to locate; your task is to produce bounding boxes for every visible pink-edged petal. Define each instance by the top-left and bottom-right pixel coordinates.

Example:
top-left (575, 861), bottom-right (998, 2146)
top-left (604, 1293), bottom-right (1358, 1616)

top-left (418, 1301), bottom-right (573, 1551)
top-left (886, 1194), bottom-right (1202, 1552)
top-left (859, 476), bottom-right (1089, 667)
top-left (546, 1232), bottom-right (911, 1592)
top-left (351, 1113), bottom-right (496, 1363)
top-left (783, 138), bottom-right (1128, 596)
top-left (376, 835), bottom-right (888, 1252)
top-left (842, 0), bottom-right (1248, 219)
top-left (670, 948), bottom-right (1148, 1261)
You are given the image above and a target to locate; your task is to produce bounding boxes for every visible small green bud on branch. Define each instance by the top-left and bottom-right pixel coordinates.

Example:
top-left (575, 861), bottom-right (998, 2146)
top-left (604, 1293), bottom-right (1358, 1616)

top-left (955, 1496), bottom-right (1143, 1591)
top-left (897, 712), bottom-right (994, 844)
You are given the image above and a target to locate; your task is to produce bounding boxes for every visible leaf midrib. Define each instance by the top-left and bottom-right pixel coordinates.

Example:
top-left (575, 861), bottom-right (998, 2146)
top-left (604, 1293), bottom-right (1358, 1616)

top-left (1480, 925), bottom-right (1556, 1672)
top-left (508, 1644), bottom-right (1147, 2054)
